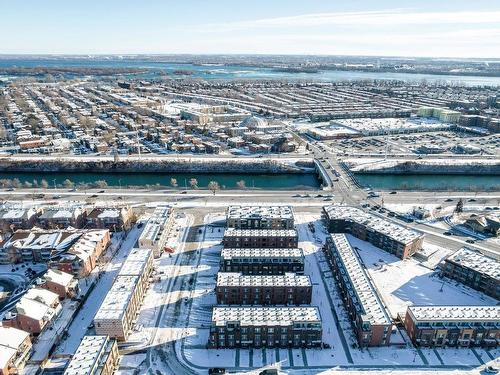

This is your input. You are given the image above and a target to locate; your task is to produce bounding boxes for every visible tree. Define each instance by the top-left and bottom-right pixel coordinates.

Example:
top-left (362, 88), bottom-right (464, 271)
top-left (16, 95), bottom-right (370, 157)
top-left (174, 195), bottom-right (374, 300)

top-left (208, 181), bottom-right (220, 195)
top-left (170, 178), bottom-right (178, 188)
top-left (40, 179), bottom-right (49, 189)
top-left (189, 178), bottom-right (198, 189)
top-left (63, 179), bottom-right (74, 189)
top-left (236, 180), bottom-right (246, 189)
top-left (94, 180), bottom-right (108, 189)
top-left (11, 178), bottom-right (21, 188)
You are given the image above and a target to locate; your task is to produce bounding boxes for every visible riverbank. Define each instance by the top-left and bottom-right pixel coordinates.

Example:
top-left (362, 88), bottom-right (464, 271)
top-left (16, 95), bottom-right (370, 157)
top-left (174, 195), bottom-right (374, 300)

top-left (0, 155), bottom-right (314, 174)
top-left (346, 157), bottom-right (500, 175)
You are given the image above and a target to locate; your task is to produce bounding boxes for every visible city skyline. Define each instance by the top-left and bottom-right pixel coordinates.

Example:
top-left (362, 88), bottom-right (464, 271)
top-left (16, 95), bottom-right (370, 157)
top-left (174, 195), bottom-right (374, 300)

top-left (1, 0), bottom-right (500, 58)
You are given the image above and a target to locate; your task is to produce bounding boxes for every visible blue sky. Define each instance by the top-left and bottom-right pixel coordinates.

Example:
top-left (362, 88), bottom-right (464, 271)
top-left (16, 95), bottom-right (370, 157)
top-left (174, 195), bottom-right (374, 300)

top-left (1, 0), bottom-right (499, 57)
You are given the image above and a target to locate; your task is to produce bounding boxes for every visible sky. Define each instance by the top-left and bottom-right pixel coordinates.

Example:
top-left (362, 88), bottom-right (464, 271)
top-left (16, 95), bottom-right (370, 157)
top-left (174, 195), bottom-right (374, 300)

top-left (1, 0), bottom-right (500, 58)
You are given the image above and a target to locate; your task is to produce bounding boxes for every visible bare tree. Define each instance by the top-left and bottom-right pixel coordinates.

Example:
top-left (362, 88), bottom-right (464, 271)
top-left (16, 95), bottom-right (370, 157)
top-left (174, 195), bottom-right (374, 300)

top-left (40, 179), bottom-right (49, 189)
top-left (236, 180), bottom-right (246, 189)
top-left (208, 181), bottom-right (220, 195)
top-left (170, 178), bottom-right (178, 188)
top-left (189, 178), bottom-right (198, 189)
top-left (63, 179), bottom-right (74, 189)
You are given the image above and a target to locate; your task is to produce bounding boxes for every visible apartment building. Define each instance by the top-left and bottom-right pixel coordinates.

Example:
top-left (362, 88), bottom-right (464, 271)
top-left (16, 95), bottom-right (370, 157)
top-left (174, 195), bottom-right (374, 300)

top-left (2, 288), bottom-right (61, 335)
top-left (51, 229), bottom-right (110, 277)
top-left (64, 335), bottom-right (119, 375)
top-left (323, 205), bottom-right (424, 259)
top-left (0, 206), bottom-right (38, 231)
top-left (220, 248), bottom-right (305, 275)
top-left (441, 248), bottom-right (500, 300)
top-left (137, 206), bottom-right (174, 258)
top-left (216, 272), bottom-right (312, 305)
top-left (404, 305), bottom-right (500, 347)
top-left (208, 307), bottom-right (322, 349)
top-left (0, 230), bottom-right (82, 264)
top-left (323, 234), bottom-right (393, 347)
top-left (93, 249), bottom-right (152, 340)
top-left (226, 205), bottom-right (295, 229)
top-left (85, 206), bottom-right (133, 231)
top-left (223, 229), bottom-right (298, 249)
top-left (40, 268), bottom-right (79, 299)
top-left (93, 275), bottom-right (140, 341)
top-left (37, 206), bottom-right (84, 229)
top-left (0, 327), bottom-right (32, 375)
top-left (118, 248), bottom-right (154, 297)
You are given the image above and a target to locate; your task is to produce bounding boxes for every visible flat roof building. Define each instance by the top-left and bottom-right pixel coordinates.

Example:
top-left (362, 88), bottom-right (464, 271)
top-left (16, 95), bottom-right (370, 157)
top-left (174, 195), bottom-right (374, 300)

top-left (0, 327), bottom-right (32, 375)
top-left (442, 248), bottom-right (500, 300)
top-left (94, 248), bottom-right (153, 341)
top-left (209, 307), bottom-right (322, 349)
top-left (226, 205), bottom-right (294, 229)
top-left (323, 234), bottom-right (393, 347)
top-left (323, 205), bottom-right (424, 259)
top-left (64, 335), bottom-right (119, 375)
top-left (404, 305), bottom-right (500, 348)
top-left (220, 248), bottom-right (305, 275)
top-left (138, 206), bottom-right (174, 258)
top-left (93, 275), bottom-right (140, 341)
top-left (223, 228), bottom-right (298, 249)
top-left (216, 272), bottom-right (312, 305)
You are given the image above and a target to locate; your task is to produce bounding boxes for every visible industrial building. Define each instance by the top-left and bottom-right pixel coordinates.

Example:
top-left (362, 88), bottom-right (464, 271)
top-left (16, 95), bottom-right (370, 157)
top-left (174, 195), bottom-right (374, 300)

top-left (323, 234), bottom-right (393, 347)
top-left (216, 272), bottom-right (312, 305)
top-left (226, 205), bottom-right (295, 229)
top-left (404, 305), bottom-right (500, 347)
top-left (323, 205), bottom-right (424, 259)
top-left (222, 229), bottom-right (298, 249)
top-left (441, 248), bottom-right (500, 300)
top-left (220, 248), bottom-right (305, 275)
top-left (64, 335), bottom-right (119, 375)
top-left (208, 307), bottom-right (322, 349)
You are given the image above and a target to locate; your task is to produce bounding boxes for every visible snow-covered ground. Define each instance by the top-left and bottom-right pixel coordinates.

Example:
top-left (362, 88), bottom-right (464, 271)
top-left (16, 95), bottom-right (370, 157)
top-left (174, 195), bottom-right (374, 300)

top-left (350, 234), bottom-right (497, 318)
top-left (114, 210), bottom-right (499, 374)
top-left (53, 226), bottom-right (143, 356)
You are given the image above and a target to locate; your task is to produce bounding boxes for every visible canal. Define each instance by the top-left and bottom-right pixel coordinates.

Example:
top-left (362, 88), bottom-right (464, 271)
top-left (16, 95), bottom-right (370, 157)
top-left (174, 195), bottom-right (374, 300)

top-left (355, 173), bottom-right (500, 191)
top-left (0, 171), bottom-right (321, 190)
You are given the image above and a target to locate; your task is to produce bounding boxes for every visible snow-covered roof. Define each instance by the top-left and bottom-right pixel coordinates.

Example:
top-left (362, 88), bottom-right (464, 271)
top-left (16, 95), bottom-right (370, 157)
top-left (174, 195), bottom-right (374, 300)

top-left (221, 247), bottom-right (304, 261)
top-left (0, 346), bottom-right (17, 369)
top-left (227, 205), bottom-right (294, 222)
top-left (324, 205), bottom-right (423, 245)
top-left (446, 247), bottom-right (500, 280)
top-left (327, 234), bottom-right (392, 326)
top-left (118, 248), bottom-right (152, 277)
top-left (217, 272), bottom-right (310, 287)
top-left (15, 296), bottom-right (55, 321)
top-left (43, 268), bottom-right (74, 287)
top-left (212, 307), bottom-right (321, 327)
top-left (408, 305), bottom-right (500, 323)
top-left (223, 228), bottom-right (297, 238)
top-left (94, 275), bottom-right (138, 322)
top-left (64, 335), bottom-right (110, 375)
top-left (24, 287), bottom-right (59, 307)
top-left (0, 326), bottom-right (30, 350)
top-left (2, 230), bottom-right (81, 252)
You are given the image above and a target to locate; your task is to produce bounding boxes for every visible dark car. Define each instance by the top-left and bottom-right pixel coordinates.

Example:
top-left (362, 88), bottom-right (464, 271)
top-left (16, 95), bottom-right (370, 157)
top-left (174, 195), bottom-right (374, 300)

top-left (98, 190), bottom-right (105, 193)
top-left (443, 231), bottom-right (452, 236)
top-left (466, 239), bottom-right (475, 244)
top-left (389, 191), bottom-right (397, 194)
top-left (208, 369), bottom-right (226, 375)
top-left (445, 198), bottom-right (453, 202)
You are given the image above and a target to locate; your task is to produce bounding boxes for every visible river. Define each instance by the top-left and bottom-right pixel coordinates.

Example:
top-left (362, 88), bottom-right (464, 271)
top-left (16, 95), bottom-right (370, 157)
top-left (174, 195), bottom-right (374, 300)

top-left (1, 58), bottom-right (500, 86)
